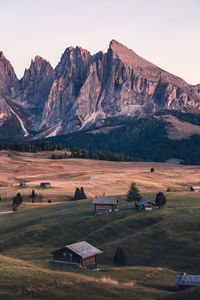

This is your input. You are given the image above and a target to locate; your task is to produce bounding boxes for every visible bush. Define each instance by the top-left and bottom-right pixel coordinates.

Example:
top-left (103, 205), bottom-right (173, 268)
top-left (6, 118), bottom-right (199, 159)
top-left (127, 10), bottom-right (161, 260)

top-left (150, 167), bottom-right (154, 173)
top-left (113, 247), bottom-right (126, 266)
top-left (48, 199), bottom-right (52, 203)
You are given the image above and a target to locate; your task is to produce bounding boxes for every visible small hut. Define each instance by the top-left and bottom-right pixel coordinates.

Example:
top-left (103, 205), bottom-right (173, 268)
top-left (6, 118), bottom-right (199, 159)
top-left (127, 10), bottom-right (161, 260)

top-left (190, 186), bottom-right (200, 192)
top-left (135, 199), bottom-right (158, 211)
top-left (93, 197), bottom-right (118, 215)
top-left (51, 241), bottom-right (103, 269)
top-left (20, 181), bottom-right (27, 188)
top-left (175, 273), bottom-right (200, 290)
top-left (40, 182), bottom-right (51, 188)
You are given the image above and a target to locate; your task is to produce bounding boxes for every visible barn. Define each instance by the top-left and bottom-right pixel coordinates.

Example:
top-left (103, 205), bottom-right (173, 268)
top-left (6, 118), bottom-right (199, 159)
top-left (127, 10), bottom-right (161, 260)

top-left (51, 241), bottom-right (103, 269)
top-left (175, 273), bottom-right (200, 290)
top-left (190, 186), bottom-right (200, 192)
top-left (40, 182), bottom-right (51, 188)
top-left (93, 197), bottom-right (118, 215)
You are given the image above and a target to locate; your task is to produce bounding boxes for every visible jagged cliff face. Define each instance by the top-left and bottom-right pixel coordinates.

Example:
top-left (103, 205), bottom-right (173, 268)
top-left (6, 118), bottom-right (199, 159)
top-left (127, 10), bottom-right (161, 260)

top-left (18, 56), bottom-right (54, 128)
top-left (41, 46), bottom-right (91, 131)
top-left (0, 40), bottom-right (200, 140)
top-left (0, 51), bottom-right (18, 96)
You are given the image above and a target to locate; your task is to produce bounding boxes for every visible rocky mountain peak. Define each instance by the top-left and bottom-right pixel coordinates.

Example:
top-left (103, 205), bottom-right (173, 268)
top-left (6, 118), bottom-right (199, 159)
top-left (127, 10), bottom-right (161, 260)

top-left (0, 40), bottom-right (200, 141)
top-left (0, 51), bottom-right (5, 58)
top-left (34, 55), bottom-right (43, 62)
top-left (0, 51), bottom-right (18, 95)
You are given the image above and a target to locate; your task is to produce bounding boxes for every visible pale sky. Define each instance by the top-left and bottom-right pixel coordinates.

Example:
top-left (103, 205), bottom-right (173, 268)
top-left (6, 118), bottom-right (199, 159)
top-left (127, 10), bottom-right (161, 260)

top-left (1, 0), bottom-right (200, 84)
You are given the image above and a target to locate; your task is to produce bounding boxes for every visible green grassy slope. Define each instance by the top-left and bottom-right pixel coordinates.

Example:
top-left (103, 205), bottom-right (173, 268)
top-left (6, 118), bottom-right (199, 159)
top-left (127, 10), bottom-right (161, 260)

top-left (1, 194), bottom-right (200, 272)
top-left (0, 254), bottom-right (176, 300)
top-left (1, 193), bottom-right (200, 299)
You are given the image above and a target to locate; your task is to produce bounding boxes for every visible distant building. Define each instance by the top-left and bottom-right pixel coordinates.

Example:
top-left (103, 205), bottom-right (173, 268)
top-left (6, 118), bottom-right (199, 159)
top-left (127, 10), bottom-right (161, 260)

top-left (175, 273), bottom-right (200, 290)
top-left (20, 181), bottom-right (27, 188)
top-left (40, 182), bottom-right (51, 188)
top-left (135, 199), bottom-right (158, 211)
top-left (190, 186), bottom-right (200, 192)
top-left (93, 197), bottom-right (118, 215)
top-left (51, 241), bottom-right (103, 269)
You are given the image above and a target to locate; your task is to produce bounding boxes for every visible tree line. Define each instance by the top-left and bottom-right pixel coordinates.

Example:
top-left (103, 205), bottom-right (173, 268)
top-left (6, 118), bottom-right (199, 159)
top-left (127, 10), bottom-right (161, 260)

top-left (50, 147), bottom-right (143, 162)
top-left (0, 141), bottom-right (63, 152)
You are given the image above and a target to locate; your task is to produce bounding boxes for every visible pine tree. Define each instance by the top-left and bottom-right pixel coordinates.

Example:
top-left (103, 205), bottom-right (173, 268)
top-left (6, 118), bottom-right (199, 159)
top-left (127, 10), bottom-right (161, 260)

top-left (113, 247), bottom-right (126, 266)
top-left (16, 192), bottom-right (23, 205)
top-left (80, 187), bottom-right (86, 199)
top-left (31, 189), bottom-right (36, 199)
top-left (74, 188), bottom-right (81, 200)
top-left (150, 167), bottom-right (155, 173)
top-left (155, 192), bottom-right (166, 208)
top-left (13, 196), bottom-right (18, 206)
top-left (127, 183), bottom-right (142, 202)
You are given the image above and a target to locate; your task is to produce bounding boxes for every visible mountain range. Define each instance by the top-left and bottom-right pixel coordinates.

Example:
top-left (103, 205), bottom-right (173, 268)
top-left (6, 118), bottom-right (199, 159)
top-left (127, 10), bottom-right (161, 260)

top-left (0, 40), bottom-right (200, 142)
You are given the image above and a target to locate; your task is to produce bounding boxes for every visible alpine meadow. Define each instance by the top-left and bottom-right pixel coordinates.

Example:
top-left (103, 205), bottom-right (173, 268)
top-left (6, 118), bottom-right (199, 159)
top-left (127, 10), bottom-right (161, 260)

top-left (1, 1), bottom-right (200, 299)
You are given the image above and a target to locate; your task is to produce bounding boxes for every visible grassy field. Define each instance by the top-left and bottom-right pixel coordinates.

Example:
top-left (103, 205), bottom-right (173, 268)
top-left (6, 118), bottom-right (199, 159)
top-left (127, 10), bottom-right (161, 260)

top-left (0, 151), bottom-right (200, 299)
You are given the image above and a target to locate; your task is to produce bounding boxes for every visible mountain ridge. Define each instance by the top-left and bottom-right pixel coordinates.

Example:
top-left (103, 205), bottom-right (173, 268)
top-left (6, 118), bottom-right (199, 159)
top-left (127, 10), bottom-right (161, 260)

top-left (0, 40), bottom-right (200, 141)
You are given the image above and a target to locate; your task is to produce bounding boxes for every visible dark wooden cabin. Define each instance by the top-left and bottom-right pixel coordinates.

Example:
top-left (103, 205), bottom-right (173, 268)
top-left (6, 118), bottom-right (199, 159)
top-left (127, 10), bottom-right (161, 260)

top-left (51, 241), bottom-right (103, 269)
top-left (175, 273), bottom-right (200, 290)
top-left (20, 181), bottom-right (26, 188)
top-left (93, 197), bottom-right (118, 215)
top-left (40, 182), bottom-right (51, 188)
top-left (135, 199), bottom-right (158, 211)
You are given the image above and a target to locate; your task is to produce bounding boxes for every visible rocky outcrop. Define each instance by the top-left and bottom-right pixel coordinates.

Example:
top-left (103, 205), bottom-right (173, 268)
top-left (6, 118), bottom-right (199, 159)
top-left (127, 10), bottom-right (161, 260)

top-left (41, 46), bottom-right (91, 131)
top-left (0, 51), bottom-right (18, 96)
top-left (18, 56), bottom-right (54, 128)
top-left (0, 40), bottom-right (200, 140)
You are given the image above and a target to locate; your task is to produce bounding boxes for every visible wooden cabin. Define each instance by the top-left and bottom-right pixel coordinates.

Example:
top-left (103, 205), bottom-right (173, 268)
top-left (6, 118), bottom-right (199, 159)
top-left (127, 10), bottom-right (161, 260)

top-left (20, 181), bottom-right (26, 188)
top-left (190, 186), bottom-right (200, 192)
top-left (135, 199), bottom-right (158, 211)
top-left (93, 197), bottom-right (118, 215)
top-left (40, 182), bottom-right (51, 188)
top-left (175, 273), bottom-right (200, 290)
top-left (51, 241), bottom-right (103, 269)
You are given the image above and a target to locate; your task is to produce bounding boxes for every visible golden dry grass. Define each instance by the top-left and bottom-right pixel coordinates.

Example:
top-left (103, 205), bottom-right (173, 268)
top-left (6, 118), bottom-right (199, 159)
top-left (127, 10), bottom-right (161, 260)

top-left (0, 150), bottom-right (200, 208)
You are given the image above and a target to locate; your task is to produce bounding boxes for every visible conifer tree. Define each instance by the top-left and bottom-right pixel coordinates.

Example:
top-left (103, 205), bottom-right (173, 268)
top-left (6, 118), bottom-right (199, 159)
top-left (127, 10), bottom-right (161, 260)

top-left (74, 188), bottom-right (81, 200)
top-left (126, 183), bottom-right (142, 202)
top-left (16, 192), bottom-right (23, 205)
top-left (155, 192), bottom-right (166, 208)
top-left (113, 247), bottom-right (126, 266)
top-left (31, 189), bottom-right (36, 199)
top-left (80, 187), bottom-right (86, 199)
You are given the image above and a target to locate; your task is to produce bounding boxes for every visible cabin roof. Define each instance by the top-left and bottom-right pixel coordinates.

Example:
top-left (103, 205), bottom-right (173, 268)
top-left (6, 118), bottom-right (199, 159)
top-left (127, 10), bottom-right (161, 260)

top-left (66, 241), bottom-right (103, 258)
top-left (136, 198), bottom-right (149, 206)
top-left (93, 197), bottom-right (118, 205)
top-left (175, 274), bottom-right (200, 286)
